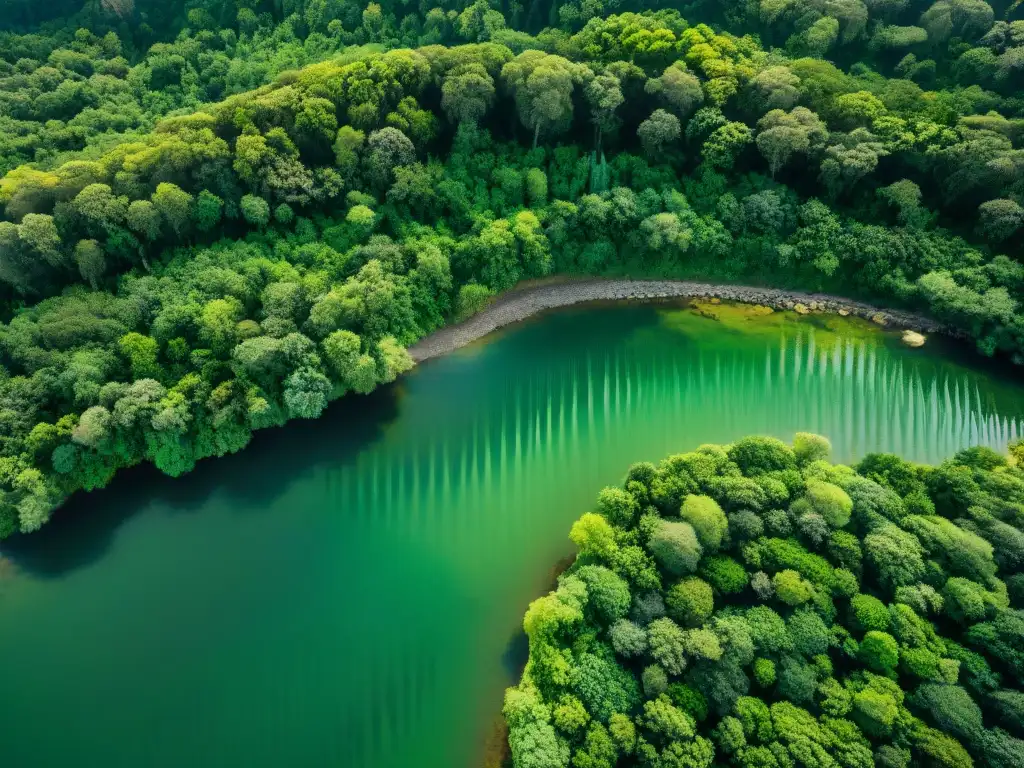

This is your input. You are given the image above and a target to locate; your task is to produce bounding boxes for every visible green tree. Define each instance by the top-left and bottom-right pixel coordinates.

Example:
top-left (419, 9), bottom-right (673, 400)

top-left (570, 513), bottom-right (618, 561)
top-left (73, 239), bottom-right (105, 289)
top-left (152, 182), bottom-right (193, 238)
top-left (648, 520), bottom-right (702, 577)
top-left (860, 631), bottom-right (899, 673)
top-left (502, 51), bottom-right (589, 148)
top-left (240, 194), bottom-right (271, 228)
top-left (666, 577), bottom-right (714, 628)
top-left (679, 495), bottom-right (727, 553)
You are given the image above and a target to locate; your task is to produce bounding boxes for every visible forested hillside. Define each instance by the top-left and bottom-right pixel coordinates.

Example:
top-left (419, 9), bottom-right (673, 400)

top-left (505, 435), bottom-right (1024, 768)
top-left (2, 1), bottom-right (1024, 536)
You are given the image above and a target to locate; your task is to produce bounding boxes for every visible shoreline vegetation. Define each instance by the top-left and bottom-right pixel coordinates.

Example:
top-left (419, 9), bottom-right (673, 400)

top-left (409, 279), bottom-right (947, 362)
top-left (504, 434), bottom-right (1024, 768)
top-left (4, 2), bottom-right (1024, 538)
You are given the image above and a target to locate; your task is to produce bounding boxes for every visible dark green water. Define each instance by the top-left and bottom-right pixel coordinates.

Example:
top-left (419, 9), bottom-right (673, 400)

top-left (2, 303), bottom-right (1024, 768)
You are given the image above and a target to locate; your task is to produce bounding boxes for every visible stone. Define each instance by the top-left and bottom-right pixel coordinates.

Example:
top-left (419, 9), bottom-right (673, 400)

top-left (902, 330), bottom-right (926, 348)
top-left (838, 308), bottom-right (850, 317)
top-left (871, 313), bottom-right (887, 326)
top-left (710, 297), bottom-right (721, 304)
top-left (794, 303), bottom-right (810, 315)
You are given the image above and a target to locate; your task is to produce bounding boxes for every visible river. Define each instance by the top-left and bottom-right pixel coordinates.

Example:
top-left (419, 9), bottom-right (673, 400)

top-left (1, 302), bottom-right (1023, 768)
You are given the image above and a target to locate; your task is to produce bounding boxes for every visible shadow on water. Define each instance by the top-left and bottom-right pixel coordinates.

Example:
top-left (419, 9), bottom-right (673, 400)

top-left (4, 380), bottom-right (404, 579)
top-left (7, 302), bottom-right (1024, 581)
top-left (501, 630), bottom-right (529, 680)
top-left (0, 303), bottom-right (658, 581)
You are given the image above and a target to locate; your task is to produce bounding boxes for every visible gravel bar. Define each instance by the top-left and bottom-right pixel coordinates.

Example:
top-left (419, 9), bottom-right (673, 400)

top-left (408, 279), bottom-right (950, 363)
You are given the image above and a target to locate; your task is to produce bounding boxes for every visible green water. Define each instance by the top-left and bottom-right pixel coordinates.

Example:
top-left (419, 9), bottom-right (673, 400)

top-left (2, 303), bottom-right (1024, 768)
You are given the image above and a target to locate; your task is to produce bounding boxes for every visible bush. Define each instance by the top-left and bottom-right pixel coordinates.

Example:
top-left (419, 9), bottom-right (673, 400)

top-left (454, 283), bottom-right (494, 321)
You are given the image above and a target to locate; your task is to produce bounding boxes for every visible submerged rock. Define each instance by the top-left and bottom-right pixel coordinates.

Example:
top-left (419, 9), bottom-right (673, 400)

top-left (902, 330), bottom-right (926, 348)
top-left (871, 312), bottom-right (888, 326)
top-left (794, 303), bottom-right (810, 315)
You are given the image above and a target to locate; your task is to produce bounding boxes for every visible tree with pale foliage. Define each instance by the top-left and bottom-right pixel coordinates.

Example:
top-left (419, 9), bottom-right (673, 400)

top-left (502, 52), bottom-right (590, 148)
top-left (638, 109), bottom-right (681, 157)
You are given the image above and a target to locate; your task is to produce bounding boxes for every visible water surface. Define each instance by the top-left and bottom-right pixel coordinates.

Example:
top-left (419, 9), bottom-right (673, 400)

top-left (2, 303), bottom-right (1023, 768)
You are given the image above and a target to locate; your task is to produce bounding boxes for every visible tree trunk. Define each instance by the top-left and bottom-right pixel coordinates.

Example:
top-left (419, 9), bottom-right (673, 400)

top-left (533, 120), bottom-right (541, 150)
top-left (525, 0), bottom-right (539, 31)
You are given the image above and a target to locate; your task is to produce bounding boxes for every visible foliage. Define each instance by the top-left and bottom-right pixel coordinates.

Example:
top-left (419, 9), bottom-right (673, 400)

top-left (6, 1), bottom-right (1024, 535)
top-left (507, 434), bottom-right (1024, 768)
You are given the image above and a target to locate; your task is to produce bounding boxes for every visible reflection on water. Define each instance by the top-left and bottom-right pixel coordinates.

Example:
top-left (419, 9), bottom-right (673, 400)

top-left (336, 327), bottom-right (1021, 545)
top-left (1, 304), bottom-right (1022, 768)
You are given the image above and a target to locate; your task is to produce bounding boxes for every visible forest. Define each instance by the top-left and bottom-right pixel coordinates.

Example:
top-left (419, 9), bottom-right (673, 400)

top-left (2, 0), bottom-right (1024, 535)
top-left (505, 435), bottom-right (1024, 768)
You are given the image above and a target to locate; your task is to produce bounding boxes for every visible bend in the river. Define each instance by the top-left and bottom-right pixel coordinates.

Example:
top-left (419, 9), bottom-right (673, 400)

top-left (0, 301), bottom-right (1021, 768)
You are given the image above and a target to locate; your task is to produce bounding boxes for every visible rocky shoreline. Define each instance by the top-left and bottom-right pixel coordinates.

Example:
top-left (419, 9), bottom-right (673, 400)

top-left (409, 278), bottom-right (950, 362)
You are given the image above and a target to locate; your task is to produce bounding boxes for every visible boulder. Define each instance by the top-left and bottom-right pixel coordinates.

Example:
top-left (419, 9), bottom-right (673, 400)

top-left (794, 303), bottom-right (810, 315)
top-left (902, 330), bottom-right (926, 348)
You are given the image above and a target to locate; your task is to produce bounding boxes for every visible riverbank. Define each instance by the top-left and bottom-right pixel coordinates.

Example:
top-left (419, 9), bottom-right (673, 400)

top-left (408, 278), bottom-right (949, 362)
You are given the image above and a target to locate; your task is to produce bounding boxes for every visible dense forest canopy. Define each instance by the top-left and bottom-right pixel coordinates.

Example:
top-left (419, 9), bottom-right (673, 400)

top-left (505, 435), bottom-right (1024, 768)
top-left (1, 1), bottom-right (1024, 536)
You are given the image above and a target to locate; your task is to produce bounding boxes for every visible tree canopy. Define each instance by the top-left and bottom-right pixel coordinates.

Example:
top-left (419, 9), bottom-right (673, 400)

top-left (3, 2), bottom-right (1024, 534)
top-left (506, 435), bottom-right (1024, 768)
